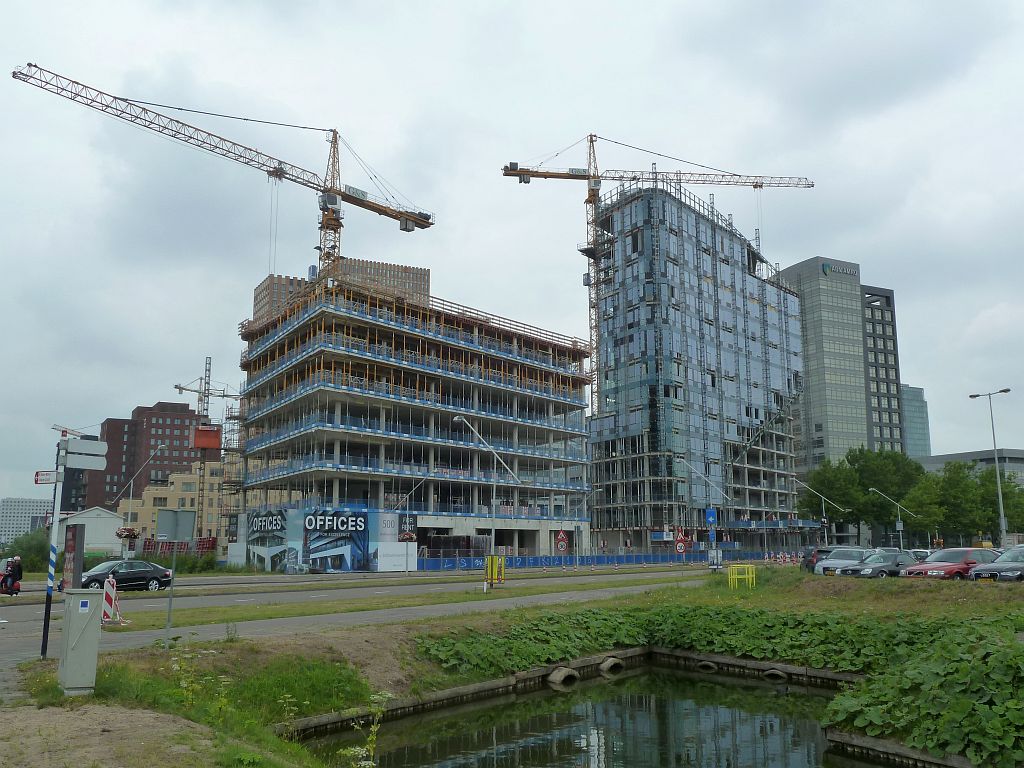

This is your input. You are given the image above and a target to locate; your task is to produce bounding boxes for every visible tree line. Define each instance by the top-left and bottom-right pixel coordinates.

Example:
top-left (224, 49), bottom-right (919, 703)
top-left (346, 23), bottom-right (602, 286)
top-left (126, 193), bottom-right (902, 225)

top-left (797, 448), bottom-right (1024, 546)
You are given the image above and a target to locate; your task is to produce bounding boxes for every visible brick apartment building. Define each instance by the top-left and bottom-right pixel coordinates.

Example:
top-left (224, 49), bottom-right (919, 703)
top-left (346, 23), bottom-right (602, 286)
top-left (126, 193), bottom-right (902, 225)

top-left (85, 402), bottom-right (220, 508)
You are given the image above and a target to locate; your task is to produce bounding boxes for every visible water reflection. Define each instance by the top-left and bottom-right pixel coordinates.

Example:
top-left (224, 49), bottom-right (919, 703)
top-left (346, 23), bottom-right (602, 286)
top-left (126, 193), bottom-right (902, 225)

top-left (315, 672), bottom-right (882, 768)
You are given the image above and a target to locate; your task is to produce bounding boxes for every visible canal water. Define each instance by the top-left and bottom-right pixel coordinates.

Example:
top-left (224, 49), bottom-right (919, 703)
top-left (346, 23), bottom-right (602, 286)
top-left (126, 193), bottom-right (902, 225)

top-left (312, 670), bottom-right (886, 767)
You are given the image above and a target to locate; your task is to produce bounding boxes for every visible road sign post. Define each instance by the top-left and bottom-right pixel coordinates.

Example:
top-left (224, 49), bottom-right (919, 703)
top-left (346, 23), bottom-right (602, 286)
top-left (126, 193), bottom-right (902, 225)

top-left (41, 437), bottom-right (108, 659)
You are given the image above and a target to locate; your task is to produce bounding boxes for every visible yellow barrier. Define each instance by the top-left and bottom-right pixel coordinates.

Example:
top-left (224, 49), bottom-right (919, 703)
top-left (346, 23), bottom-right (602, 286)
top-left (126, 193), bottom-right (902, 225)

top-left (727, 563), bottom-right (757, 590)
top-left (485, 555), bottom-right (505, 587)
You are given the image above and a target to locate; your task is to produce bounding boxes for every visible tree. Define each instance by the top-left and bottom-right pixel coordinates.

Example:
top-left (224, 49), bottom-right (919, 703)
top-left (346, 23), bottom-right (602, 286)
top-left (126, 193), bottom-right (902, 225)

top-left (901, 473), bottom-right (946, 542)
top-left (938, 462), bottom-right (987, 541)
top-left (976, 467), bottom-right (1024, 543)
top-left (797, 458), bottom-right (863, 526)
top-left (844, 447), bottom-right (925, 534)
top-left (0, 526), bottom-right (49, 573)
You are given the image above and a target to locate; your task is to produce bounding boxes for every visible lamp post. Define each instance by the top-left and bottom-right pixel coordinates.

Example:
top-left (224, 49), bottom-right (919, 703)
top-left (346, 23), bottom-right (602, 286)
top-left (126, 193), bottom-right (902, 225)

top-left (868, 487), bottom-right (916, 551)
top-left (453, 416), bottom-right (520, 557)
top-left (110, 443), bottom-right (168, 556)
top-left (677, 456), bottom-right (732, 560)
top-left (793, 477), bottom-right (849, 547)
top-left (969, 388), bottom-right (1011, 546)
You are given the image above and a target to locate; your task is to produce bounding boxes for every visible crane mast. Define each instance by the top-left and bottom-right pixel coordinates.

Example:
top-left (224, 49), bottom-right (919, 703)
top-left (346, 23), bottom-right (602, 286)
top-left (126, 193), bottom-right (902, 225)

top-left (175, 357), bottom-right (240, 539)
top-left (503, 133), bottom-right (814, 411)
top-left (12, 63), bottom-right (434, 275)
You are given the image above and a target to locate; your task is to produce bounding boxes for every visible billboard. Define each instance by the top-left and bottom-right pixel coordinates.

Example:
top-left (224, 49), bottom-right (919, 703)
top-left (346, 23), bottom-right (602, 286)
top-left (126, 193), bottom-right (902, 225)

top-left (245, 507), bottom-right (411, 573)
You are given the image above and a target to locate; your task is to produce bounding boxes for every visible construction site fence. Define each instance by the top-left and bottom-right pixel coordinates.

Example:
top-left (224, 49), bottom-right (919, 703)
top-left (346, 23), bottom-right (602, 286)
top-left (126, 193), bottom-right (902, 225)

top-left (139, 537), bottom-right (218, 557)
top-left (416, 549), bottom-right (777, 572)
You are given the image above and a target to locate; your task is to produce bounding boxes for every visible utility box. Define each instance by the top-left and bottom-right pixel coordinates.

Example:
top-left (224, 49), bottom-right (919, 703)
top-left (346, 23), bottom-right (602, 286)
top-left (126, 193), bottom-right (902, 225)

top-left (57, 589), bottom-right (103, 696)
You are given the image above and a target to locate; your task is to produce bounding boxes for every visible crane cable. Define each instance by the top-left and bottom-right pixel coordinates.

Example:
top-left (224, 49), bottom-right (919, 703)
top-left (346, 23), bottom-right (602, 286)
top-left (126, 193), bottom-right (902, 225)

top-left (595, 135), bottom-right (744, 176)
top-left (123, 98), bottom-right (329, 132)
top-left (125, 98), bottom-right (426, 211)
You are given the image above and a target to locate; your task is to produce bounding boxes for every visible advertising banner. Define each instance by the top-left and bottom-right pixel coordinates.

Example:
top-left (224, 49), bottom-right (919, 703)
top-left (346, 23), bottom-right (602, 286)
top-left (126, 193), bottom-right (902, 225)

top-left (246, 507), bottom-right (417, 573)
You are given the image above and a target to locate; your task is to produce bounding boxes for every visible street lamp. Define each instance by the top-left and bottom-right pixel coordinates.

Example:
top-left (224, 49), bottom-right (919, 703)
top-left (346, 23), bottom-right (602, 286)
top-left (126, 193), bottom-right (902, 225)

top-left (677, 456), bottom-right (731, 560)
top-left (110, 443), bottom-right (169, 553)
top-left (969, 388), bottom-right (1011, 546)
top-left (867, 487), bottom-right (916, 551)
top-left (793, 477), bottom-right (847, 547)
top-left (452, 416), bottom-right (520, 557)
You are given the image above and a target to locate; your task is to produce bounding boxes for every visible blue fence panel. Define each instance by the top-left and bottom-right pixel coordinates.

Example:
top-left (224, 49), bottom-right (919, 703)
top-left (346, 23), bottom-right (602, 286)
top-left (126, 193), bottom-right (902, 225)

top-left (414, 550), bottom-right (777, 571)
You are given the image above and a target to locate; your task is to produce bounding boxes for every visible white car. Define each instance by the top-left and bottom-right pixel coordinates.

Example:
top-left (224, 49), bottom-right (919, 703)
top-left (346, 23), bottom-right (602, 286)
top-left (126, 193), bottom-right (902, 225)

top-left (814, 547), bottom-right (871, 575)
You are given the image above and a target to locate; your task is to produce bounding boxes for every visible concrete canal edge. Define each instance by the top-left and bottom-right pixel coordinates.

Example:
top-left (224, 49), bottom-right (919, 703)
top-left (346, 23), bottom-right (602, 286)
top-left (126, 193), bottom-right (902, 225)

top-left (278, 646), bottom-right (978, 767)
top-left (826, 729), bottom-right (976, 768)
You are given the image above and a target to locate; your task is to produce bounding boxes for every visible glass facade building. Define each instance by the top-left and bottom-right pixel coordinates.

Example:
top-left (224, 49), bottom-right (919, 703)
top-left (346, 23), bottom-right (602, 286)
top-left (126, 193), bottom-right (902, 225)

top-left (778, 258), bottom-right (917, 473)
top-left (900, 384), bottom-right (931, 458)
top-left (588, 181), bottom-right (807, 550)
top-left (778, 258), bottom-right (871, 472)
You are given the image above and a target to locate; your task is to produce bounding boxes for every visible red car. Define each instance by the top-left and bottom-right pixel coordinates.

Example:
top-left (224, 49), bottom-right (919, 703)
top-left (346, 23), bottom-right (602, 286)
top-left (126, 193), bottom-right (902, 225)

top-left (901, 547), bottom-right (998, 580)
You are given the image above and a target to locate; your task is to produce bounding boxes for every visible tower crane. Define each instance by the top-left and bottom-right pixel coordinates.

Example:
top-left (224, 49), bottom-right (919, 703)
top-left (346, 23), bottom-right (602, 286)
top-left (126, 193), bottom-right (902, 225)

top-left (175, 356), bottom-right (241, 539)
top-left (12, 63), bottom-right (434, 276)
top-left (503, 133), bottom-right (813, 411)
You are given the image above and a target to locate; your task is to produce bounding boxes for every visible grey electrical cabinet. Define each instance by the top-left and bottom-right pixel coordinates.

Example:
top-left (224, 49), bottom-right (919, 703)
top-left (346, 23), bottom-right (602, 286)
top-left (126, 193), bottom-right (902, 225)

top-left (57, 589), bottom-right (103, 696)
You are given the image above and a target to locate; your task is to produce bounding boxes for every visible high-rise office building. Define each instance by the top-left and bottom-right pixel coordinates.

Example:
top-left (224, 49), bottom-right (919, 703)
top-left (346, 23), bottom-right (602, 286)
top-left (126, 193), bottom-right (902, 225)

top-left (0, 497), bottom-right (51, 547)
top-left (779, 258), bottom-right (912, 473)
top-left (862, 286), bottom-right (905, 453)
top-left (900, 384), bottom-right (931, 458)
top-left (588, 181), bottom-right (807, 550)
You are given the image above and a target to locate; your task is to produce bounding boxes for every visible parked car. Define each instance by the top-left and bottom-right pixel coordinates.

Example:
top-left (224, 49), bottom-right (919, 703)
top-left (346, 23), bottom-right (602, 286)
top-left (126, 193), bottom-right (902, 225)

top-left (908, 549), bottom-right (931, 562)
top-left (800, 545), bottom-right (834, 572)
top-left (838, 551), bottom-right (917, 578)
top-left (970, 546), bottom-right (1024, 582)
top-left (814, 547), bottom-right (870, 576)
top-left (901, 548), bottom-right (999, 580)
top-left (81, 559), bottom-right (173, 591)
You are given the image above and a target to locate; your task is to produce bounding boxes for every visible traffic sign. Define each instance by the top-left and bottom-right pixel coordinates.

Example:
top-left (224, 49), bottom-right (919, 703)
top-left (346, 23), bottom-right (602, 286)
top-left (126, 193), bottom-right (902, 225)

top-left (556, 529), bottom-right (568, 542)
top-left (34, 470), bottom-right (59, 485)
top-left (895, 520), bottom-right (904, 532)
top-left (705, 508), bottom-right (717, 526)
top-left (708, 529), bottom-right (717, 543)
top-left (675, 541), bottom-right (685, 554)
top-left (556, 539), bottom-right (568, 552)
top-left (65, 438), bottom-right (107, 456)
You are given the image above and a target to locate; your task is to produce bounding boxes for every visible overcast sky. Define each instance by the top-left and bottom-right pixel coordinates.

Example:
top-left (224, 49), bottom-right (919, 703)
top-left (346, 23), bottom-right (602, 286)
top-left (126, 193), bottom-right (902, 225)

top-left (3, 1), bottom-right (1022, 501)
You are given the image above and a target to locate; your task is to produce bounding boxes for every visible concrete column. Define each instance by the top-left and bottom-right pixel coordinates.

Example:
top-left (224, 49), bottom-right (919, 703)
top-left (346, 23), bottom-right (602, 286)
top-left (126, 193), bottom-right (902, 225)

top-left (428, 446), bottom-right (435, 471)
top-left (513, 529), bottom-right (519, 556)
top-left (334, 401), bottom-right (342, 426)
top-left (379, 404), bottom-right (386, 429)
top-left (471, 484), bottom-right (479, 514)
top-left (378, 480), bottom-right (385, 510)
top-left (332, 478), bottom-right (340, 504)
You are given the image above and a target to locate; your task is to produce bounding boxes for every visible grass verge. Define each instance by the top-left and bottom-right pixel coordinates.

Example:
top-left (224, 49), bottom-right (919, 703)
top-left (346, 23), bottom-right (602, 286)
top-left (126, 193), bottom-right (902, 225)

top-left (104, 574), bottom-right (698, 631)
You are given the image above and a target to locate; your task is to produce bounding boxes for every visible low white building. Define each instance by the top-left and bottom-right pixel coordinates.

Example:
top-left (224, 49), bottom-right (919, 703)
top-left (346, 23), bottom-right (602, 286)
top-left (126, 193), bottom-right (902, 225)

top-left (57, 507), bottom-right (123, 557)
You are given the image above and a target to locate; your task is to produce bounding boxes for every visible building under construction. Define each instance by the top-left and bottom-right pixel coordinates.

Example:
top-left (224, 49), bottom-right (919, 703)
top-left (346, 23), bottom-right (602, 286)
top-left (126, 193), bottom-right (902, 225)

top-left (238, 270), bottom-right (590, 572)
top-left (587, 181), bottom-right (813, 550)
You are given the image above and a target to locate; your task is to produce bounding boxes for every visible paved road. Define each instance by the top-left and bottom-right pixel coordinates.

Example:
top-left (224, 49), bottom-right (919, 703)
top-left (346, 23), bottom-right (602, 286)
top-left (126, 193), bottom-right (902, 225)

top-left (0, 572), bottom-right (703, 696)
top-left (0, 568), bottom-right (688, 625)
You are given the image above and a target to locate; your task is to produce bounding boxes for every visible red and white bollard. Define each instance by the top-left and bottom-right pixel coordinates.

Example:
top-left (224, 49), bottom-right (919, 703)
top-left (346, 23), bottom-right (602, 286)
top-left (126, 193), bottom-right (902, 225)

top-left (101, 574), bottom-right (127, 625)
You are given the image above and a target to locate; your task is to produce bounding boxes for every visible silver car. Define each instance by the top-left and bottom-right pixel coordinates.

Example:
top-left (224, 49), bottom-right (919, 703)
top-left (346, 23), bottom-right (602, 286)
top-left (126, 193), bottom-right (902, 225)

top-left (814, 546), bottom-right (871, 575)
